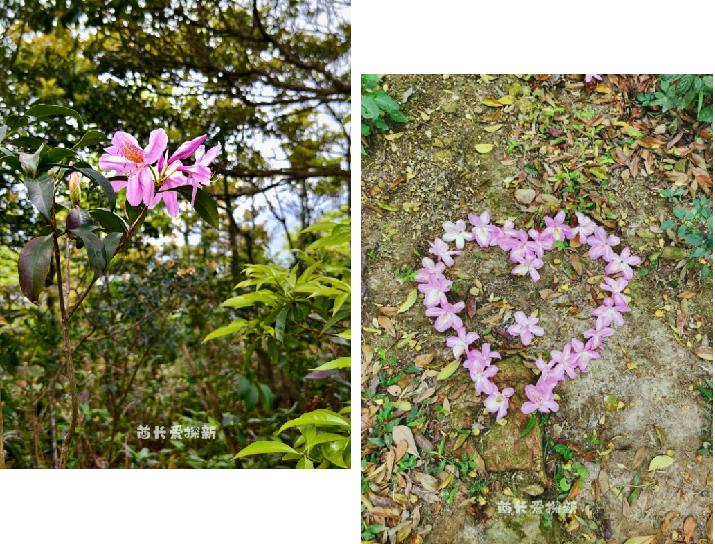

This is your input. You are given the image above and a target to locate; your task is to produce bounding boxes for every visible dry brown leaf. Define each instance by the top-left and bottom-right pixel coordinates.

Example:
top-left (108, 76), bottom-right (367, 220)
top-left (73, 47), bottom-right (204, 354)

top-left (378, 306), bottom-right (399, 316)
top-left (414, 353), bottom-right (434, 367)
top-left (377, 316), bottom-right (396, 337)
top-left (392, 425), bottom-right (419, 456)
top-left (683, 515), bottom-right (697, 543)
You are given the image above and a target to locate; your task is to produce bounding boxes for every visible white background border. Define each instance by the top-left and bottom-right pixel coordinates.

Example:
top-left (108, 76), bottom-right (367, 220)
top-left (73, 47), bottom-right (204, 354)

top-left (2, 0), bottom-right (714, 541)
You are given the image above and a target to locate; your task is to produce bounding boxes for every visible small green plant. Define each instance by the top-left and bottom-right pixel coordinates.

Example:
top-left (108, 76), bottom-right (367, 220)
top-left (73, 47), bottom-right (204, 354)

top-left (361, 74), bottom-right (407, 154)
top-left (661, 196), bottom-right (713, 277)
top-left (638, 74), bottom-right (713, 124)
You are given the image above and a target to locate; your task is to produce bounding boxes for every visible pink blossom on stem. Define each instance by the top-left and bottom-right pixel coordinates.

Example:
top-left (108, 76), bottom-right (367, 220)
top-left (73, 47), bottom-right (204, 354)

top-left (415, 257), bottom-right (446, 283)
top-left (100, 129), bottom-right (168, 207)
top-left (417, 275), bottom-right (452, 307)
top-left (507, 311), bottom-right (544, 346)
top-left (429, 237), bottom-right (460, 267)
top-left (484, 387), bottom-right (514, 420)
top-left (468, 210), bottom-right (496, 248)
top-left (425, 301), bottom-right (464, 332)
top-left (522, 383), bottom-right (559, 414)
top-left (604, 247), bottom-right (641, 280)
top-left (443, 220), bottom-right (472, 249)
top-left (446, 327), bottom-right (479, 359)
top-left (586, 227), bottom-right (620, 261)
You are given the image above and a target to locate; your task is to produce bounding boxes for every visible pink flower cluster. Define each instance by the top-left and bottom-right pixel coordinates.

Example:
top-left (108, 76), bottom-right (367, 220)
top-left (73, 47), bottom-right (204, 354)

top-left (415, 210), bottom-right (641, 420)
top-left (99, 130), bottom-right (221, 217)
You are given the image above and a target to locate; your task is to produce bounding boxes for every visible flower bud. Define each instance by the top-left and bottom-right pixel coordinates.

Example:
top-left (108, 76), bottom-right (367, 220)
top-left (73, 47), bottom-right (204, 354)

top-left (68, 171), bottom-right (81, 206)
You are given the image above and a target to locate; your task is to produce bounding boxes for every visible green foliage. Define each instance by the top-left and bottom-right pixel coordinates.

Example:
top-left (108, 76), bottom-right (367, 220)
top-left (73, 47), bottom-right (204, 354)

top-left (661, 196), bottom-right (713, 277)
top-left (638, 74), bottom-right (713, 124)
top-left (206, 210), bottom-right (351, 468)
top-left (361, 74), bottom-right (407, 154)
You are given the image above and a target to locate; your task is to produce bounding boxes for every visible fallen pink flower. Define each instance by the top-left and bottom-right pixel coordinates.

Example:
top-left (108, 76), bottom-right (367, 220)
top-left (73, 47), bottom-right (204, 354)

top-left (604, 247), bottom-right (641, 280)
top-left (425, 300), bottom-right (464, 332)
top-left (522, 383), bottom-right (559, 414)
top-left (484, 387), bottom-right (514, 420)
top-left (443, 220), bottom-right (472, 249)
top-left (429, 237), bottom-right (460, 267)
top-left (446, 327), bottom-right (479, 359)
top-left (507, 311), bottom-right (544, 346)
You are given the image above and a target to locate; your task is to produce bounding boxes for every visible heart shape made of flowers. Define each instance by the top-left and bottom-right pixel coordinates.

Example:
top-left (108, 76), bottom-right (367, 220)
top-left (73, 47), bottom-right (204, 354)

top-left (416, 210), bottom-right (641, 420)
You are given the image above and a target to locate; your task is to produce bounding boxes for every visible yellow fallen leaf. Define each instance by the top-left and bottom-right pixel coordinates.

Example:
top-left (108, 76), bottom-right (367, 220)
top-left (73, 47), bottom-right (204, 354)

top-left (384, 132), bottom-right (404, 141)
top-left (497, 95), bottom-right (513, 105)
top-left (484, 124), bottom-right (503, 133)
top-left (623, 536), bottom-right (656, 544)
top-left (595, 83), bottom-right (611, 94)
top-left (397, 288), bottom-right (417, 314)
top-left (648, 455), bottom-right (674, 471)
top-left (474, 143), bottom-right (494, 154)
top-left (436, 360), bottom-right (461, 380)
top-left (482, 98), bottom-right (503, 108)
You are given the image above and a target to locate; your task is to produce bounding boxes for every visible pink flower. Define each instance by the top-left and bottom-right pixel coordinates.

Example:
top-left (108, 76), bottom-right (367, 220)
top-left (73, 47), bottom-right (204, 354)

top-left (592, 296), bottom-right (629, 327)
top-left (586, 227), bottom-right (620, 261)
top-left (425, 301), bottom-right (464, 332)
top-left (584, 319), bottom-right (614, 349)
top-left (544, 211), bottom-right (573, 241)
top-left (604, 247), bottom-right (641, 280)
top-left (173, 142), bottom-right (221, 205)
top-left (464, 359), bottom-right (498, 395)
top-left (443, 220), bottom-right (472, 249)
top-left (417, 275), bottom-right (452, 307)
top-left (507, 311), bottom-right (545, 346)
top-left (585, 74), bottom-right (602, 83)
top-left (415, 257), bottom-right (446, 283)
top-left (522, 383), bottom-right (559, 414)
top-left (429, 237), bottom-right (461, 267)
top-left (508, 230), bottom-right (537, 262)
top-left (468, 210), bottom-right (496, 248)
top-left (600, 277), bottom-right (629, 306)
top-left (495, 219), bottom-right (519, 251)
top-left (536, 357), bottom-right (565, 386)
top-left (512, 254), bottom-right (544, 282)
top-left (484, 387), bottom-right (514, 420)
top-left (569, 338), bottom-right (600, 372)
top-left (572, 212), bottom-right (596, 244)
top-left (100, 129), bottom-right (168, 206)
top-left (528, 228), bottom-right (554, 256)
top-left (466, 343), bottom-right (501, 367)
top-left (551, 344), bottom-right (578, 379)
top-left (446, 328), bottom-right (479, 359)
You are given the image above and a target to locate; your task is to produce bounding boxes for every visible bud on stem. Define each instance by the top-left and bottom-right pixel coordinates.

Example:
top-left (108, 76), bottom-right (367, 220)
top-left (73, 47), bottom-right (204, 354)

top-left (68, 171), bottom-right (81, 206)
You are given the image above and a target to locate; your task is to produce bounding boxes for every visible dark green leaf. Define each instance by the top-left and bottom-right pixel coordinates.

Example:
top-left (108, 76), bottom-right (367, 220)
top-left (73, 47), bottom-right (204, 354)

top-left (70, 227), bottom-right (106, 274)
top-left (74, 129), bottom-right (105, 148)
top-left (90, 208), bottom-right (128, 233)
top-left (76, 167), bottom-right (116, 209)
top-left (24, 173), bottom-right (54, 219)
top-left (373, 91), bottom-right (400, 113)
top-left (175, 186), bottom-right (219, 227)
top-left (103, 232), bottom-right (123, 262)
top-left (26, 104), bottom-right (82, 124)
top-left (361, 95), bottom-right (380, 120)
top-left (519, 413), bottom-right (538, 438)
top-left (40, 146), bottom-right (77, 166)
top-left (125, 202), bottom-right (142, 224)
top-left (18, 234), bottom-right (54, 303)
